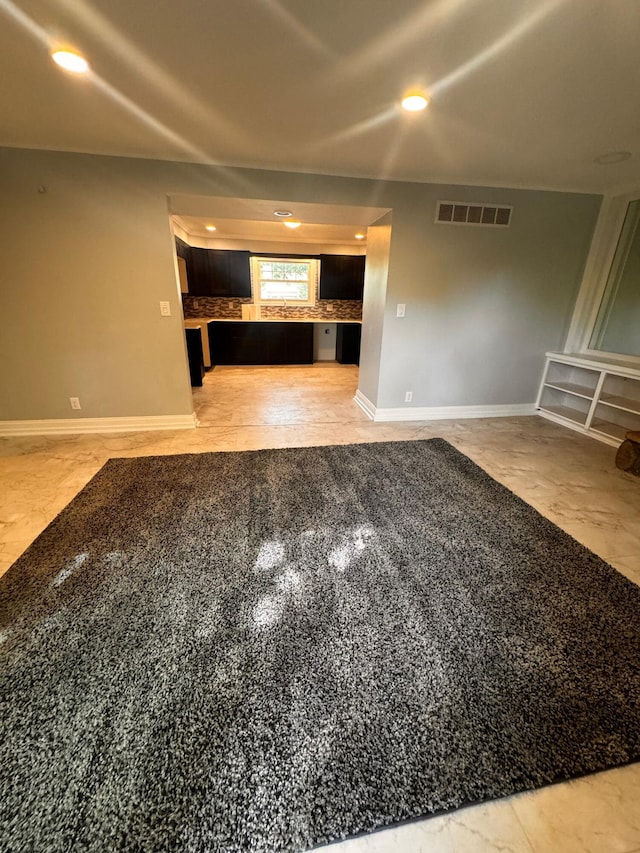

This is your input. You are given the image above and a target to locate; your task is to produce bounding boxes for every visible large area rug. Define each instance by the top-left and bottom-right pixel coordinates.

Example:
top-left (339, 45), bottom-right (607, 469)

top-left (1, 439), bottom-right (639, 852)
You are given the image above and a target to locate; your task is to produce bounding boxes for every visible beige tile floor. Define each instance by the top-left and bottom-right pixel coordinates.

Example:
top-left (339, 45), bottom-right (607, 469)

top-left (1, 363), bottom-right (639, 853)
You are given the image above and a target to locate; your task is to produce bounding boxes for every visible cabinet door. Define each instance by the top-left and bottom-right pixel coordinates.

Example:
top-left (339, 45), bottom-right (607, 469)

top-left (209, 322), bottom-right (267, 364)
top-left (185, 328), bottom-right (204, 385)
top-left (336, 323), bottom-right (362, 364)
top-left (234, 323), bottom-right (271, 363)
top-left (187, 247), bottom-right (212, 295)
top-left (184, 248), bottom-right (251, 297)
top-left (206, 250), bottom-right (232, 296)
top-left (265, 324), bottom-right (313, 364)
top-left (227, 250), bottom-right (251, 297)
top-left (319, 255), bottom-right (365, 300)
top-left (285, 324), bottom-right (314, 364)
top-left (208, 322), bottom-right (314, 365)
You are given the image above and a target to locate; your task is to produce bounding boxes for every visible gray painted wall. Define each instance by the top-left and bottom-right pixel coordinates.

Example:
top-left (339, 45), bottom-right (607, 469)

top-left (0, 147), bottom-right (601, 422)
top-left (0, 150), bottom-right (193, 420)
top-left (358, 212), bottom-right (392, 405)
top-left (376, 185), bottom-right (601, 408)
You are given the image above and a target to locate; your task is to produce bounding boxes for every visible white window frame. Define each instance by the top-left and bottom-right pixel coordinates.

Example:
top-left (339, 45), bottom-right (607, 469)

top-left (250, 256), bottom-right (318, 307)
top-left (564, 184), bottom-right (640, 366)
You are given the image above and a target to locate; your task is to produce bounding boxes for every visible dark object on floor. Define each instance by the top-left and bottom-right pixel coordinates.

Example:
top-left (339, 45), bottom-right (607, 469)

top-left (616, 430), bottom-right (640, 476)
top-left (1, 440), bottom-right (639, 853)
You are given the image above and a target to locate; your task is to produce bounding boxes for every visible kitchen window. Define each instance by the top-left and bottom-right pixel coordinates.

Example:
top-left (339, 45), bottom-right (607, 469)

top-left (251, 257), bottom-right (318, 306)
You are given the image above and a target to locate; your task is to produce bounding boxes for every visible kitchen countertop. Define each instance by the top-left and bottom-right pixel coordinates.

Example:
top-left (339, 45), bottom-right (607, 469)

top-left (185, 316), bottom-right (362, 324)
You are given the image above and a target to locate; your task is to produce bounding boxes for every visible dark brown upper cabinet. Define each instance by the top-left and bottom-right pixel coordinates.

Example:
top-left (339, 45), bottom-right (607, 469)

top-left (319, 255), bottom-right (366, 301)
top-left (175, 236), bottom-right (191, 262)
top-left (177, 243), bottom-right (251, 297)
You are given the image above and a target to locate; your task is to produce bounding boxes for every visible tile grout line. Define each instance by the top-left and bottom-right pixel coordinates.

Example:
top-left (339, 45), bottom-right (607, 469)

top-left (507, 799), bottom-right (538, 853)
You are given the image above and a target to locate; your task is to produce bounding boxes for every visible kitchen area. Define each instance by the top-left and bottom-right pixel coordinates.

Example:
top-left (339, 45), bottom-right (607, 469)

top-left (172, 202), bottom-right (372, 395)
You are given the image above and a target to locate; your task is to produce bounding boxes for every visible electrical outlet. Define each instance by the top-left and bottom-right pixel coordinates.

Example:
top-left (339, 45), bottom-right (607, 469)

top-left (397, 303), bottom-right (406, 317)
top-left (159, 301), bottom-right (171, 317)
top-left (69, 397), bottom-right (81, 410)
top-left (405, 391), bottom-right (413, 403)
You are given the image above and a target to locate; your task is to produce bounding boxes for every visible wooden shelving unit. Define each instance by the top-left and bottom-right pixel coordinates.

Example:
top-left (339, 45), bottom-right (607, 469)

top-left (537, 353), bottom-right (640, 446)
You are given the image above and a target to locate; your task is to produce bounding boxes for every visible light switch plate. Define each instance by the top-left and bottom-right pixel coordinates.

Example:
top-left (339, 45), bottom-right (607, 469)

top-left (397, 303), bottom-right (406, 317)
top-left (160, 301), bottom-right (171, 316)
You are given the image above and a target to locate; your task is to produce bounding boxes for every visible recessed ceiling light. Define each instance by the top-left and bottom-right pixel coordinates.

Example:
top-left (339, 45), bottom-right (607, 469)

top-left (594, 150), bottom-right (632, 165)
top-left (51, 49), bottom-right (89, 74)
top-left (283, 221), bottom-right (301, 229)
top-left (273, 210), bottom-right (293, 217)
top-left (205, 224), bottom-right (217, 232)
top-left (401, 93), bottom-right (429, 112)
top-left (355, 233), bottom-right (365, 240)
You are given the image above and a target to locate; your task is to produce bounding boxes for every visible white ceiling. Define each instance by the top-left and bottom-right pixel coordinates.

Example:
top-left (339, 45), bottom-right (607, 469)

top-left (170, 197), bottom-right (389, 246)
top-left (173, 216), bottom-right (368, 246)
top-left (1, 0), bottom-right (639, 193)
top-left (168, 196), bottom-right (388, 226)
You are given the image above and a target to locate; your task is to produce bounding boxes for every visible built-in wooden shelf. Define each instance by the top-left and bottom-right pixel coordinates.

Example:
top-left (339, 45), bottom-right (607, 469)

top-left (541, 403), bottom-right (588, 425)
top-left (537, 353), bottom-right (640, 446)
top-left (590, 419), bottom-right (629, 442)
top-left (599, 394), bottom-right (640, 415)
top-left (543, 381), bottom-right (594, 400)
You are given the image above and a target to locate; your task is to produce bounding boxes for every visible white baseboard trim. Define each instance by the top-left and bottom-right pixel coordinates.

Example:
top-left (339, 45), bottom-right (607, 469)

top-left (354, 393), bottom-right (537, 423)
top-left (374, 403), bottom-right (538, 422)
top-left (354, 390), bottom-right (377, 420)
top-left (0, 413), bottom-right (198, 436)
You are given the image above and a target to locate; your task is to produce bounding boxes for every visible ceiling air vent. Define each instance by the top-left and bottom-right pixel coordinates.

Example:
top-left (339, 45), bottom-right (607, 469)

top-left (436, 201), bottom-right (512, 228)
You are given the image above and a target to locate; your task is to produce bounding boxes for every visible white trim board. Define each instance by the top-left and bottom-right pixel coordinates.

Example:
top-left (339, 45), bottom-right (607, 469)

top-left (354, 390), bottom-right (377, 419)
top-left (537, 409), bottom-right (619, 447)
top-left (354, 392), bottom-right (536, 422)
top-left (0, 413), bottom-right (198, 436)
top-left (565, 184), bottom-right (640, 355)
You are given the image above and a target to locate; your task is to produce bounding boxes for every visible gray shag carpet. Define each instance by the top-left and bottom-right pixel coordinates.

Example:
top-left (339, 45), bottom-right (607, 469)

top-left (1, 439), bottom-right (640, 852)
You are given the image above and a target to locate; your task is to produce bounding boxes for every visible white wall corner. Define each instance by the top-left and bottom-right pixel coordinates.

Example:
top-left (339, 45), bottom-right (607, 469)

top-left (353, 389), bottom-right (376, 420)
top-left (0, 413), bottom-right (198, 436)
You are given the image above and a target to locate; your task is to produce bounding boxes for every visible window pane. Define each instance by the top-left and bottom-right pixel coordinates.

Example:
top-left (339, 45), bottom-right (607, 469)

top-left (253, 256), bottom-right (315, 303)
top-left (260, 281), bottom-right (309, 300)
top-left (258, 261), bottom-right (309, 281)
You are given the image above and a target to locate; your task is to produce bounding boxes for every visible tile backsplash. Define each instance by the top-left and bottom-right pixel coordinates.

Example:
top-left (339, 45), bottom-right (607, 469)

top-left (182, 296), bottom-right (250, 319)
top-left (182, 295), bottom-right (363, 321)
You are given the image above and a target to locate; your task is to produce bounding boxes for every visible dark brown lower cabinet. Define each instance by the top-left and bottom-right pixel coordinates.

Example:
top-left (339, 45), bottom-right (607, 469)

top-left (336, 323), bottom-right (362, 365)
top-left (185, 328), bottom-right (205, 386)
top-left (208, 322), bottom-right (314, 365)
